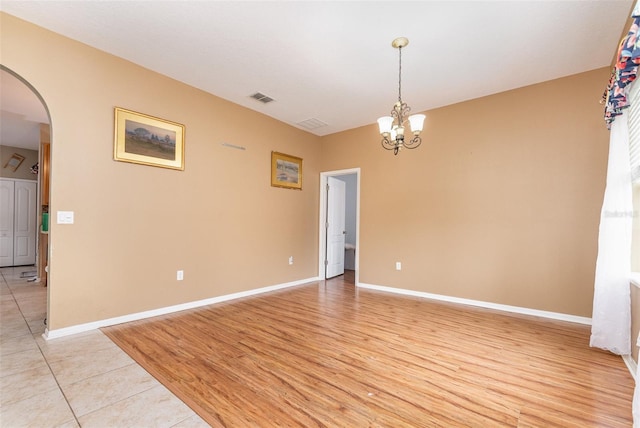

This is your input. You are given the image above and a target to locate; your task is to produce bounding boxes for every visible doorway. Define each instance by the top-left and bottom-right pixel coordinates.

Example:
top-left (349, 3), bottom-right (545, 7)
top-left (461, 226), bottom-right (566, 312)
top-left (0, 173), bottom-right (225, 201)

top-left (1, 66), bottom-right (52, 299)
top-left (318, 168), bottom-right (360, 284)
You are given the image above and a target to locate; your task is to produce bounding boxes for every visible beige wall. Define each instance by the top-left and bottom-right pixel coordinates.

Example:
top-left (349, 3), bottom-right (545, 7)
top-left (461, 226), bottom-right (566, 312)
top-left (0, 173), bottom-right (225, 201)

top-left (0, 145), bottom-right (38, 180)
top-left (321, 68), bottom-right (610, 317)
top-left (1, 13), bottom-right (321, 330)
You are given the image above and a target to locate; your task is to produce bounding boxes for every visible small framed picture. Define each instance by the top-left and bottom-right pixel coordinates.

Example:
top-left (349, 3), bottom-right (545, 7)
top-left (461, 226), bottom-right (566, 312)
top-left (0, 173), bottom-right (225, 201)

top-left (114, 107), bottom-right (185, 170)
top-left (271, 151), bottom-right (302, 190)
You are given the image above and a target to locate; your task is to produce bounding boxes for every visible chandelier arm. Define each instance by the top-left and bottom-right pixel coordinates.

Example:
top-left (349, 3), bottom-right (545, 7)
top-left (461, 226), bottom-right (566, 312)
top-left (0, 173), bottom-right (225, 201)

top-left (381, 137), bottom-right (398, 151)
top-left (404, 135), bottom-right (422, 149)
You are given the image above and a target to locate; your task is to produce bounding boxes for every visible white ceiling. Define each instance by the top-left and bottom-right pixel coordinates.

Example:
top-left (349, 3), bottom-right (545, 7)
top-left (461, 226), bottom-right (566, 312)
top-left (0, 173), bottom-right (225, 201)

top-left (0, 1), bottom-right (633, 149)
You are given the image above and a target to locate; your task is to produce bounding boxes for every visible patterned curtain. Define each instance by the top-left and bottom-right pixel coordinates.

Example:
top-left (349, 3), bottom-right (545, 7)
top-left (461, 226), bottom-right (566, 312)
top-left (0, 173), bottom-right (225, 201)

top-left (604, 4), bottom-right (640, 126)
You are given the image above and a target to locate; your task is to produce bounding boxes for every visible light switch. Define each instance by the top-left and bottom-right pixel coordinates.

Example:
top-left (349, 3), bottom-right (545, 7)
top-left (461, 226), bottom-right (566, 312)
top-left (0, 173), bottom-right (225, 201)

top-left (57, 211), bottom-right (74, 224)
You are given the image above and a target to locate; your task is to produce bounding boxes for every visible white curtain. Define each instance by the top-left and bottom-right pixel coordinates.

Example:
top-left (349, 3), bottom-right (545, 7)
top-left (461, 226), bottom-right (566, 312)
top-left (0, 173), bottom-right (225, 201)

top-left (634, 332), bottom-right (639, 428)
top-left (590, 110), bottom-right (633, 355)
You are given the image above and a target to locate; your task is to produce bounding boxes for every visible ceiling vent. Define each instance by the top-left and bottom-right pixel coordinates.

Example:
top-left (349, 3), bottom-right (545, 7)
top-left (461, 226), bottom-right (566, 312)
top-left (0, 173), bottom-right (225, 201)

top-left (249, 92), bottom-right (274, 104)
top-left (297, 118), bottom-right (328, 130)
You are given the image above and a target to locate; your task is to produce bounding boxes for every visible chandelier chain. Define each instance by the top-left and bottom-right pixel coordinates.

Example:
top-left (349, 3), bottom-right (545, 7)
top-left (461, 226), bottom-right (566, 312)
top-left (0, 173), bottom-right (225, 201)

top-left (398, 46), bottom-right (402, 103)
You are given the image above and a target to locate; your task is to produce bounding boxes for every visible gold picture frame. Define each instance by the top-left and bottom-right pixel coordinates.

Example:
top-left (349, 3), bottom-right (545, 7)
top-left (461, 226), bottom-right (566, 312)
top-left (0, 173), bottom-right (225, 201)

top-left (114, 107), bottom-right (185, 170)
top-left (271, 151), bottom-right (302, 190)
top-left (3, 153), bottom-right (25, 171)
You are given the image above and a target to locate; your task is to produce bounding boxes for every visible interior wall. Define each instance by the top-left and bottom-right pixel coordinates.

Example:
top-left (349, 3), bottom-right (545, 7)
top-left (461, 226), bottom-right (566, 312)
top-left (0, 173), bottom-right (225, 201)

top-left (1, 13), bottom-right (321, 330)
top-left (320, 68), bottom-right (610, 317)
top-left (0, 145), bottom-right (38, 180)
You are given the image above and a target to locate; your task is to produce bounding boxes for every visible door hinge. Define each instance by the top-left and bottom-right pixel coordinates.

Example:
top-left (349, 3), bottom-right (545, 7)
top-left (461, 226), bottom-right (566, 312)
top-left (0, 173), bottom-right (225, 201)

top-left (324, 260), bottom-right (329, 266)
top-left (325, 221), bottom-right (329, 229)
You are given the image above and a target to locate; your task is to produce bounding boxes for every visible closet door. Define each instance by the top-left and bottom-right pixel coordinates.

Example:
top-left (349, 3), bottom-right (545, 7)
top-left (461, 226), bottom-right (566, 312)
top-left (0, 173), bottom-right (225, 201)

top-left (0, 179), bottom-right (15, 267)
top-left (13, 180), bottom-right (37, 266)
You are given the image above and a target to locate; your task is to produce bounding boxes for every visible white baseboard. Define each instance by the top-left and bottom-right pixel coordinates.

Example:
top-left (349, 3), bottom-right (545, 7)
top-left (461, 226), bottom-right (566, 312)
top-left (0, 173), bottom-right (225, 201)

top-left (43, 276), bottom-right (320, 340)
top-left (357, 282), bottom-right (592, 325)
top-left (622, 354), bottom-right (638, 382)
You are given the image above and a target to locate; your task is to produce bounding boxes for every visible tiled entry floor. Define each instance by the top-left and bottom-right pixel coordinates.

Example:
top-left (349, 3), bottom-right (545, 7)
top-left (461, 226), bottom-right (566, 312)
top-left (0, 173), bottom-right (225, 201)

top-left (0, 266), bottom-right (207, 427)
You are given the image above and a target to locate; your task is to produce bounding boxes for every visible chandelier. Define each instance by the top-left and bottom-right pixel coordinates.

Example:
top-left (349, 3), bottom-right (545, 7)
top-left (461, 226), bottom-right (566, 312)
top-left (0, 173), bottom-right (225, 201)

top-left (377, 37), bottom-right (425, 155)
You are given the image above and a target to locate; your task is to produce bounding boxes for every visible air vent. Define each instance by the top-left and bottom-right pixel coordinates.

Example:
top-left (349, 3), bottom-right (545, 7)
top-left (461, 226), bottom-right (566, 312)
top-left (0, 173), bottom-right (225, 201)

top-left (296, 118), bottom-right (328, 130)
top-left (249, 92), bottom-right (275, 104)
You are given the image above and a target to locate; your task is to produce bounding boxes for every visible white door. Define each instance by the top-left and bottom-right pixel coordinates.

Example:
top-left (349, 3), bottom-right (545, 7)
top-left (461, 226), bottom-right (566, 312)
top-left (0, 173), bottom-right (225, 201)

top-left (0, 179), bottom-right (15, 267)
top-left (0, 179), bottom-right (37, 267)
top-left (13, 180), bottom-right (37, 266)
top-left (326, 176), bottom-right (346, 278)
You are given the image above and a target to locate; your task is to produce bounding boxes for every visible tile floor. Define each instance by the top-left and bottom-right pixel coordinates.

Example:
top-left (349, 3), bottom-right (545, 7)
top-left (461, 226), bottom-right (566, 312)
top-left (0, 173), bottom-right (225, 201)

top-left (0, 265), bottom-right (208, 427)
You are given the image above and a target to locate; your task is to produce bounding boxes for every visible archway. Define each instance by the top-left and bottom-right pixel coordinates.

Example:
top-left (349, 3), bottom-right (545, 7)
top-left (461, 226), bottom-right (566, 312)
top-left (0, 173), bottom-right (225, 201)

top-left (1, 66), bottom-right (52, 328)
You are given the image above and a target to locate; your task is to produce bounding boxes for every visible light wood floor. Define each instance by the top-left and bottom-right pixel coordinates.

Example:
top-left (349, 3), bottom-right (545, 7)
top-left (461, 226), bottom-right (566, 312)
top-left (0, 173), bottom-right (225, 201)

top-left (103, 271), bottom-right (634, 427)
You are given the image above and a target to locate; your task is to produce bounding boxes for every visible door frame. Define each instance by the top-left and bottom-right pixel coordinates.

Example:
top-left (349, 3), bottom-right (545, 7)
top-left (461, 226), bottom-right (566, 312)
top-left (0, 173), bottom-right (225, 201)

top-left (318, 168), bottom-right (360, 284)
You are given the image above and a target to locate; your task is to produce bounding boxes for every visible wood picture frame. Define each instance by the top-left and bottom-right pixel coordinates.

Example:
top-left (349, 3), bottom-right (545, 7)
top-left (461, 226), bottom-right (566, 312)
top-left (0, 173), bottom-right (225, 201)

top-left (4, 153), bottom-right (25, 172)
top-left (271, 151), bottom-right (302, 190)
top-left (114, 107), bottom-right (185, 170)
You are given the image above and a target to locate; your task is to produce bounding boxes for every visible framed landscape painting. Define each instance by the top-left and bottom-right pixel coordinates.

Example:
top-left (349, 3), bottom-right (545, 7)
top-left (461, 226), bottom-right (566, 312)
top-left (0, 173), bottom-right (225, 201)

top-left (271, 151), bottom-right (302, 190)
top-left (114, 107), bottom-right (185, 170)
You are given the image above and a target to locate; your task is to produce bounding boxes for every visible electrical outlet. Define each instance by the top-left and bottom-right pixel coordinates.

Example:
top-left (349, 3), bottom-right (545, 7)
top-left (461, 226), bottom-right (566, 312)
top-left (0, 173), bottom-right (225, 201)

top-left (395, 262), bottom-right (402, 271)
top-left (177, 270), bottom-right (184, 281)
top-left (288, 256), bottom-right (294, 265)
